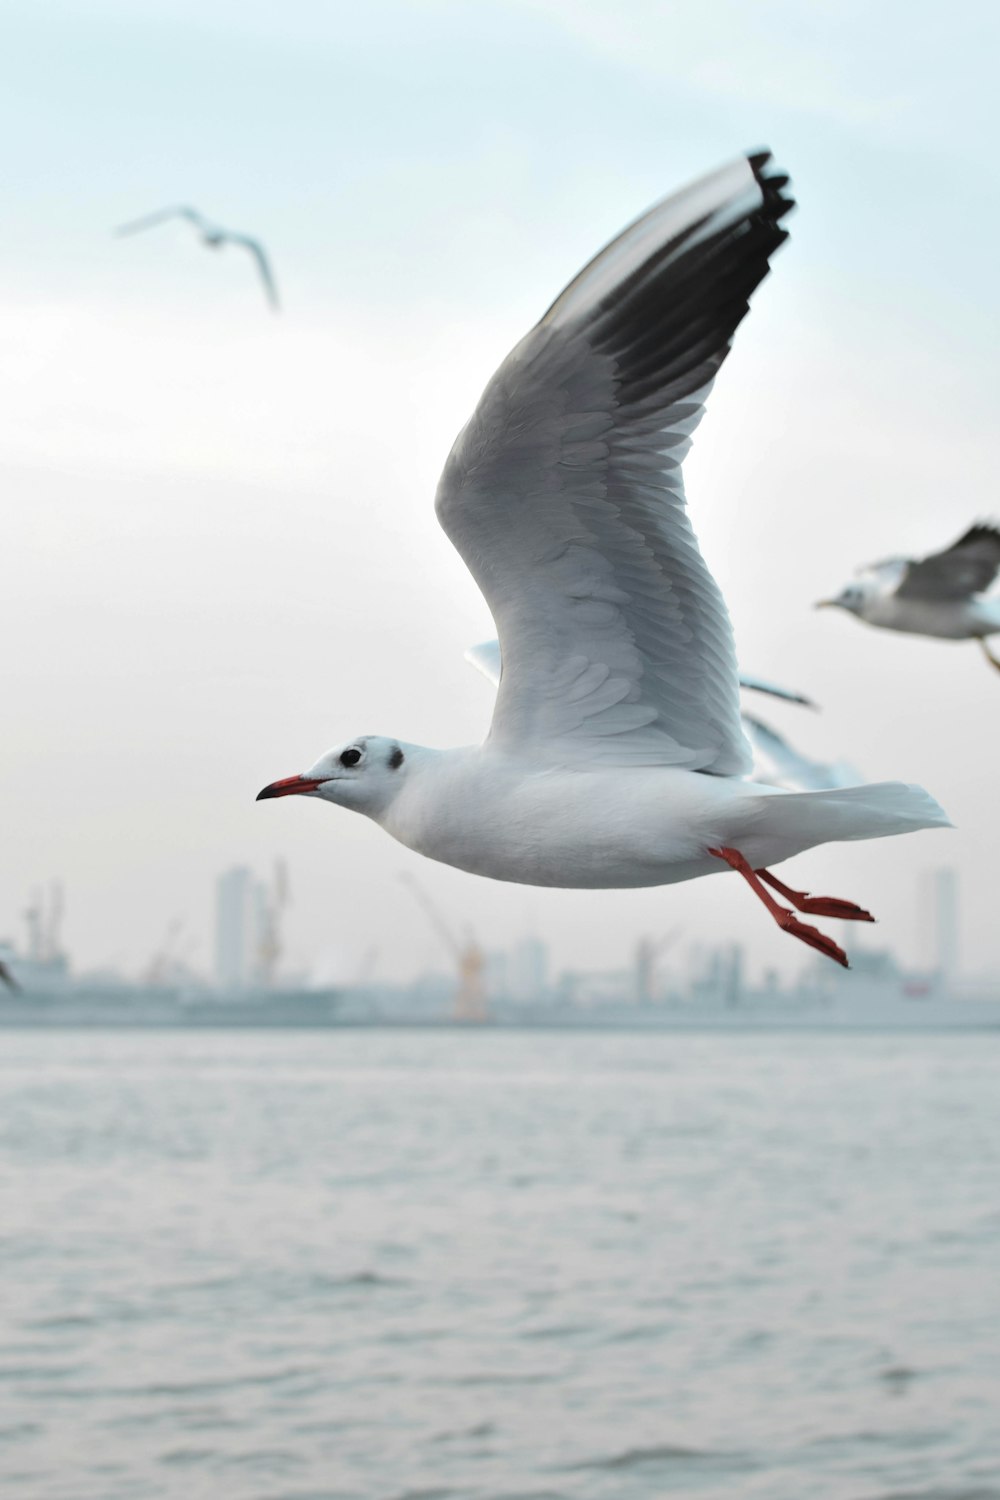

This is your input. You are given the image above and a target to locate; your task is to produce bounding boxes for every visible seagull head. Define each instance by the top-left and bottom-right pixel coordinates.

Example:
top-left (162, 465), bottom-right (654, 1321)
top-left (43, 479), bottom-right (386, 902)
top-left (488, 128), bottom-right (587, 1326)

top-left (815, 581), bottom-right (870, 617)
top-left (256, 736), bottom-right (410, 818)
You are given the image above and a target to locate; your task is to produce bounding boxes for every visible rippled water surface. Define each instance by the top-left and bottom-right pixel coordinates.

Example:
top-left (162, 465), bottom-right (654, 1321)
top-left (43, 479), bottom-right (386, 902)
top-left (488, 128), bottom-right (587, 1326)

top-left (1, 1028), bottom-right (999, 1499)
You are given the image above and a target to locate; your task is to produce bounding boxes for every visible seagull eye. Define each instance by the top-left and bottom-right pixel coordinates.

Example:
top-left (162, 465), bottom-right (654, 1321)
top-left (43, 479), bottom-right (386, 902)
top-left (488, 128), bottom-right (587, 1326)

top-left (339, 747), bottom-right (363, 768)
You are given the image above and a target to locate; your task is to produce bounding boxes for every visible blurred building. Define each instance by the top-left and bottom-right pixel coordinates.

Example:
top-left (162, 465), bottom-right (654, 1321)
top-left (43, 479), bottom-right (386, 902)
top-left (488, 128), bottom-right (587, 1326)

top-left (214, 861), bottom-right (289, 992)
top-left (920, 867), bottom-right (960, 985)
top-left (215, 867), bottom-right (255, 990)
top-left (483, 950), bottom-right (509, 1000)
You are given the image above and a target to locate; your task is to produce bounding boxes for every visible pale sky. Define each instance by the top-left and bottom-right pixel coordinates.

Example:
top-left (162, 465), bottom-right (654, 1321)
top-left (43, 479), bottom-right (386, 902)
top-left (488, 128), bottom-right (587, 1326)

top-left (2, 0), bottom-right (999, 986)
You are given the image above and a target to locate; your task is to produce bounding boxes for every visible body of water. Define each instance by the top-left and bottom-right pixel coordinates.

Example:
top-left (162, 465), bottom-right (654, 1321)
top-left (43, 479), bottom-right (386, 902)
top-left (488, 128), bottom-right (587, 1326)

top-left (1, 1028), bottom-right (998, 1499)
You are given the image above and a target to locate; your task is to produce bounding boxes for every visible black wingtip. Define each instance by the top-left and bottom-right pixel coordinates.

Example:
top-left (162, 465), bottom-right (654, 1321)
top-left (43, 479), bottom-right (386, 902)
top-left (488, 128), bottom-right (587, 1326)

top-left (747, 148), bottom-right (796, 222)
top-left (956, 520), bottom-right (1000, 548)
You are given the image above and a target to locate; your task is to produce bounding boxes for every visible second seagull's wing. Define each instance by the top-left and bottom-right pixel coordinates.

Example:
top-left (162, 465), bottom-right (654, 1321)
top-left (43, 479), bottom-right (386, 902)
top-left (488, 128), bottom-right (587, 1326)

top-left (896, 524), bottom-right (1000, 602)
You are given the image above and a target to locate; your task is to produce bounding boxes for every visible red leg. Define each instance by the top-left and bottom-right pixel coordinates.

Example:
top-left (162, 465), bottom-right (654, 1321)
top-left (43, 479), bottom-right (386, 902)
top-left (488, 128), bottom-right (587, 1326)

top-left (708, 846), bottom-right (851, 968)
top-left (753, 867), bottom-right (874, 923)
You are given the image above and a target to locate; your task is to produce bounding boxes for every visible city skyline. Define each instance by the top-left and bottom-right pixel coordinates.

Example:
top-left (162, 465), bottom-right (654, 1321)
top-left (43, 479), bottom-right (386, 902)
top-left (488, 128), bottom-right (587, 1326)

top-left (0, 860), bottom-right (982, 999)
top-left (2, 2), bottom-right (998, 985)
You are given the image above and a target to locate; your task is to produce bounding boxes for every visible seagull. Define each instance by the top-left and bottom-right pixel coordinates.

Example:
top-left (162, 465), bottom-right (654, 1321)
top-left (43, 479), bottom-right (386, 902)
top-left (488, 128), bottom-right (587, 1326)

top-left (818, 524), bottom-right (1000, 673)
top-left (257, 151), bottom-right (949, 969)
top-left (468, 641), bottom-right (858, 792)
top-left (115, 206), bottom-right (280, 311)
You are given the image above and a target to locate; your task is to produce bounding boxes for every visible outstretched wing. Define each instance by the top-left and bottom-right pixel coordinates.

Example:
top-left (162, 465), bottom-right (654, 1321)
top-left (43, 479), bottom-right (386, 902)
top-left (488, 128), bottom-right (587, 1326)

top-left (737, 672), bottom-right (815, 709)
top-left (436, 152), bottom-right (793, 773)
top-left (228, 234), bottom-right (281, 311)
top-left (467, 638), bottom-right (815, 710)
top-left (896, 524), bottom-right (1000, 602)
top-left (741, 714), bottom-right (862, 793)
top-left (115, 206), bottom-right (207, 237)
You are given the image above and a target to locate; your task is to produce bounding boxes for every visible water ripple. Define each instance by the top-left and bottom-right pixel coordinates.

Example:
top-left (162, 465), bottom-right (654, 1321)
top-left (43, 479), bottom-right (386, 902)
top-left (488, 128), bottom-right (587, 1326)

top-left (0, 1028), bottom-right (997, 1500)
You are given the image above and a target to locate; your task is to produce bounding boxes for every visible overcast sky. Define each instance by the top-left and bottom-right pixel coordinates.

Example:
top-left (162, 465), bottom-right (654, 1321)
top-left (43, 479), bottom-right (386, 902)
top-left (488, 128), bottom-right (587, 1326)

top-left (2, 0), bottom-right (999, 987)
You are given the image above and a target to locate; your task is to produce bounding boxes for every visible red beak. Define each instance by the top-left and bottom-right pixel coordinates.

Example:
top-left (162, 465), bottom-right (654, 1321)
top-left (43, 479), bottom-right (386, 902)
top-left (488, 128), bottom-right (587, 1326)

top-left (256, 773), bottom-right (324, 801)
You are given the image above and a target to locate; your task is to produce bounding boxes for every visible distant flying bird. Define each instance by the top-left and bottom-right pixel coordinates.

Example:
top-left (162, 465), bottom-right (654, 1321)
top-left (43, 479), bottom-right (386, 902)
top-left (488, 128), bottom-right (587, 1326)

top-left (0, 959), bottom-right (20, 993)
top-left (818, 524), bottom-right (1000, 672)
top-left (256, 151), bottom-right (949, 970)
top-left (115, 206), bottom-right (280, 311)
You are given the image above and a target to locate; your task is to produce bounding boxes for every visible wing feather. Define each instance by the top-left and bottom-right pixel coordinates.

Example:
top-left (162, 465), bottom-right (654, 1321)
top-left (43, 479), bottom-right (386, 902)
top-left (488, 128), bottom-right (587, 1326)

top-left (896, 523), bottom-right (1000, 601)
top-left (438, 153), bottom-right (793, 772)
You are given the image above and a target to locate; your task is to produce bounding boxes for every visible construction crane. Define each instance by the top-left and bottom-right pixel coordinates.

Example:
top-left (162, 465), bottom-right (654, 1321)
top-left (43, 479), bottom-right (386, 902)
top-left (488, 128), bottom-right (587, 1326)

top-left (24, 882), bottom-right (66, 965)
top-left (633, 927), bottom-right (682, 1004)
top-left (47, 882), bottom-right (65, 963)
top-left (256, 859), bottom-right (289, 988)
top-left (144, 918), bottom-right (197, 989)
top-left (399, 873), bottom-right (487, 1023)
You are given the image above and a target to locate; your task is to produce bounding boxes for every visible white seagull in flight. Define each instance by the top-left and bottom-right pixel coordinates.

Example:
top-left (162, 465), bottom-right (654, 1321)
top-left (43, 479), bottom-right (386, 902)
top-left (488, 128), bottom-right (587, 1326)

top-left (257, 151), bottom-right (948, 968)
top-left (818, 524), bottom-right (1000, 673)
top-left (115, 206), bottom-right (280, 311)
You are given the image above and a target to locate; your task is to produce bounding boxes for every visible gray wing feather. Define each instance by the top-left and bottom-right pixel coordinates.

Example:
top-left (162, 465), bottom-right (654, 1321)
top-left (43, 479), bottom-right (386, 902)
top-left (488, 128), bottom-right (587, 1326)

top-left (469, 639), bottom-right (816, 710)
top-left (437, 153), bottom-right (793, 773)
top-left (115, 206), bottom-right (207, 236)
top-left (896, 524), bottom-right (1000, 601)
top-left (227, 234), bottom-right (280, 310)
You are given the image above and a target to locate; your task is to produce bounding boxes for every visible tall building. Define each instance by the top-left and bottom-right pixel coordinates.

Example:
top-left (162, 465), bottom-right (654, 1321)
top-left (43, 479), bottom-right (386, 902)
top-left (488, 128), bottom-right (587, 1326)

top-left (933, 867), bottom-right (959, 984)
top-left (214, 863), bottom-right (289, 991)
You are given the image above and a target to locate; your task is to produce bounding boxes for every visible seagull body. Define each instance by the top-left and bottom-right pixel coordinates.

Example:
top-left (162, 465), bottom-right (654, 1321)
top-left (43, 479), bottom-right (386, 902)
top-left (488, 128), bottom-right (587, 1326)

top-left (820, 525), bottom-right (1000, 671)
top-left (115, 205), bottom-right (280, 310)
top-left (258, 152), bottom-right (949, 967)
top-left (370, 744), bottom-right (898, 888)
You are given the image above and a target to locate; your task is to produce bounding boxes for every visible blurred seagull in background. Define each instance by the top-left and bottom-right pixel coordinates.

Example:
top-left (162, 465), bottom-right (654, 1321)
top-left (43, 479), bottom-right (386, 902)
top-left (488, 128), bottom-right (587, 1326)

top-left (818, 524), bottom-right (1000, 673)
top-left (115, 206), bottom-right (280, 311)
top-left (740, 716), bottom-right (861, 794)
top-left (257, 151), bottom-right (949, 969)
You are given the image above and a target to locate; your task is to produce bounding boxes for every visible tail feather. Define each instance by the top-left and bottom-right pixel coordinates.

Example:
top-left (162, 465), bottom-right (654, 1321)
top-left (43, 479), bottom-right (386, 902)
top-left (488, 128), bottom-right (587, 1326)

top-left (741, 781), bottom-right (951, 868)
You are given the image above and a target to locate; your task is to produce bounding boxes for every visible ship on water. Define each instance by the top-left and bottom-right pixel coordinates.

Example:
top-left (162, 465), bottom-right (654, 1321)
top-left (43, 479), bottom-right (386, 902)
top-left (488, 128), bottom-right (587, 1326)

top-left (5, 928), bottom-right (1000, 1034)
top-left (3, 867), bottom-right (999, 1031)
top-left (0, 876), bottom-right (341, 1028)
top-left (0, 928), bottom-right (342, 1028)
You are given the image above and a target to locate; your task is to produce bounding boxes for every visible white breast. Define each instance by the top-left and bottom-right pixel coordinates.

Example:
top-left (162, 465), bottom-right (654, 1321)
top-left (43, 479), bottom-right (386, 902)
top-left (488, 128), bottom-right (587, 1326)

top-left (379, 749), bottom-right (751, 889)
